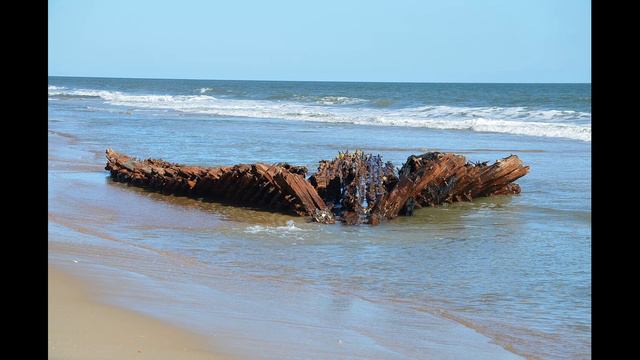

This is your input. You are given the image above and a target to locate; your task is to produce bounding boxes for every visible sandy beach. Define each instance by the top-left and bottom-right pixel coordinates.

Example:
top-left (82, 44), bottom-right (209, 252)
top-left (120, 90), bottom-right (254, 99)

top-left (48, 265), bottom-right (231, 360)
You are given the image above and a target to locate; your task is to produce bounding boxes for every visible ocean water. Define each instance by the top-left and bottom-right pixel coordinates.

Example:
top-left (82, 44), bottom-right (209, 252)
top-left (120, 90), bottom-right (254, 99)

top-left (48, 76), bottom-right (591, 359)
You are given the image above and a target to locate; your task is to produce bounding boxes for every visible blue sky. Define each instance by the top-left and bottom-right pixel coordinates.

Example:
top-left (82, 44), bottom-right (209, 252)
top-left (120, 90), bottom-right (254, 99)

top-left (48, 0), bottom-right (590, 83)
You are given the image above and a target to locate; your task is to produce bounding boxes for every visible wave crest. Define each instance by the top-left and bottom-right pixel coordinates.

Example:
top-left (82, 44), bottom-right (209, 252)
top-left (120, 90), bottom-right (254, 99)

top-left (293, 95), bottom-right (368, 105)
top-left (48, 87), bottom-right (591, 141)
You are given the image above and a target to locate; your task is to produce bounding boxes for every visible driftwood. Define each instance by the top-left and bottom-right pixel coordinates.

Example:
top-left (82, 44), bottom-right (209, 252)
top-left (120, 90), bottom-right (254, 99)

top-left (105, 148), bottom-right (529, 225)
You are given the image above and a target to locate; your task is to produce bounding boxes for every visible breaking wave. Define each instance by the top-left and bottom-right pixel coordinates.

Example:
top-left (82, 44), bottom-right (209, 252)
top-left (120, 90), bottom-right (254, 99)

top-left (291, 95), bottom-right (369, 105)
top-left (48, 87), bottom-right (591, 141)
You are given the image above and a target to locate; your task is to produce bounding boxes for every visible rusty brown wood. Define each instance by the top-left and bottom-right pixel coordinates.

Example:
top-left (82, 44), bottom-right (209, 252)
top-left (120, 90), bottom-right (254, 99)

top-left (105, 149), bottom-right (335, 223)
top-left (105, 148), bottom-right (529, 225)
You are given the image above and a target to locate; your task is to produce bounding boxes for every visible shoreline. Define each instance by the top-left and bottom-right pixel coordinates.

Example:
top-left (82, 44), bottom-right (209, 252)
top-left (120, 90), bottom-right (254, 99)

top-left (49, 233), bottom-right (525, 360)
top-left (48, 264), bottom-right (232, 360)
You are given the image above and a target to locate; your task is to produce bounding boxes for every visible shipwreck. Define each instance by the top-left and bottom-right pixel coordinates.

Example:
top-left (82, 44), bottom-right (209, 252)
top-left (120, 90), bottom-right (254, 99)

top-left (105, 149), bottom-right (529, 225)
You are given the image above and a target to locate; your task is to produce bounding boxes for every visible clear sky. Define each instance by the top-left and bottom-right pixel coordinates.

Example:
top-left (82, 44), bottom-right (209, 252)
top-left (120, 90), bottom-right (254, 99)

top-left (48, 0), bottom-right (590, 83)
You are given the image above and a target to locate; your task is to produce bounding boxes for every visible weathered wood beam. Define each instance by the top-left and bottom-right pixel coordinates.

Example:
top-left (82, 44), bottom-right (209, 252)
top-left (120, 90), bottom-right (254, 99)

top-left (105, 149), bottom-right (335, 223)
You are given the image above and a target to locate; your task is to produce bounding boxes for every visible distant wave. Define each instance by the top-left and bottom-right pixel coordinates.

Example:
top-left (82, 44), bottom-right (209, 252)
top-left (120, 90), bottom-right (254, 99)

top-left (262, 93), bottom-right (369, 105)
top-left (291, 95), bottom-right (368, 105)
top-left (198, 87), bottom-right (247, 96)
top-left (48, 87), bottom-right (591, 141)
top-left (49, 88), bottom-right (218, 103)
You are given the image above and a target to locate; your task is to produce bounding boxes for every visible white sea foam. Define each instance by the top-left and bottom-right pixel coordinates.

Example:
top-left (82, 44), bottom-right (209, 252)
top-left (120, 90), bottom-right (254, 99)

top-left (48, 87), bottom-right (591, 141)
top-left (244, 220), bottom-right (306, 235)
top-left (292, 95), bottom-right (368, 105)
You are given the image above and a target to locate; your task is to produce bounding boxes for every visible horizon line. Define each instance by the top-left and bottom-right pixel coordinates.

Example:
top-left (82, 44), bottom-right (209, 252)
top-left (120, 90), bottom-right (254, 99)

top-left (48, 74), bottom-right (591, 85)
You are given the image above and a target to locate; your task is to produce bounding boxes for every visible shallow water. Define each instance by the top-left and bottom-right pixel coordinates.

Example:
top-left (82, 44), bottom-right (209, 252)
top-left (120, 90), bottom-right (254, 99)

top-left (48, 77), bottom-right (591, 359)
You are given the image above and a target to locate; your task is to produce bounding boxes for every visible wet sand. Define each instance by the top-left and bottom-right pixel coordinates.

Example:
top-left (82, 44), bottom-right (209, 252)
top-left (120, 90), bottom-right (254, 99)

top-left (48, 265), bottom-right (232, 360)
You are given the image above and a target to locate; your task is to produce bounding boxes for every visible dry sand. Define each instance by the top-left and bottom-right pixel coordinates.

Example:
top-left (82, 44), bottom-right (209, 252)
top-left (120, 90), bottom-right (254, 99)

top-left (48, 265), bottom-right (231, 360)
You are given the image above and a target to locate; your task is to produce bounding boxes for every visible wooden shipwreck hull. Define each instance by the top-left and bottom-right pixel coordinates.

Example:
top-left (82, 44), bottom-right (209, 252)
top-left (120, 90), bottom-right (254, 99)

top-left (105, 148), bottom-right (529, 225)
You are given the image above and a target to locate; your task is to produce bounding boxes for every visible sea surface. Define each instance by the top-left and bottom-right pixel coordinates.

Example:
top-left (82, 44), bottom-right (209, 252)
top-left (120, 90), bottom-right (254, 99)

top-left (48, 77), bottom-right (591, 359)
